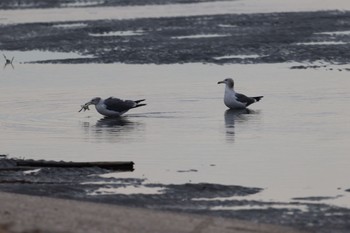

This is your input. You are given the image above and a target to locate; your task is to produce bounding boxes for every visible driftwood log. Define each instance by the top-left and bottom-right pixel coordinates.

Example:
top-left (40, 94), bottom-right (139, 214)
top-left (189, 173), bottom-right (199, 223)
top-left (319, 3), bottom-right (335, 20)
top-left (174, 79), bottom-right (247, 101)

top-left (0, 158), bottom-right (134, 171)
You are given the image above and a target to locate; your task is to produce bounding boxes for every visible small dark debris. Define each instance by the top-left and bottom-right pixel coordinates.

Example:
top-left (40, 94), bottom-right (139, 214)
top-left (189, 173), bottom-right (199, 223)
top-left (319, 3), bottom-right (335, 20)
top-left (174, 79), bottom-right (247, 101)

top-left (290, 65), bottom-right (327, 70)
top-left (0, 157), bottom-right (134, 171)
top-left (177, 169), bottom-right (198, 173)
top-left (292, 195), bottom-right (342, 201)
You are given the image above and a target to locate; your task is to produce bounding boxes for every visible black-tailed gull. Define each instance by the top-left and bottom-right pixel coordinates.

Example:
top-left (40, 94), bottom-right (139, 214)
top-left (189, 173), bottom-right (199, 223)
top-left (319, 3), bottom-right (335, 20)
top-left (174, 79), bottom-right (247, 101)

top-left (80, 97), bottom-right (146, 117)
top-left (218, 78), bottom-right (263, 109)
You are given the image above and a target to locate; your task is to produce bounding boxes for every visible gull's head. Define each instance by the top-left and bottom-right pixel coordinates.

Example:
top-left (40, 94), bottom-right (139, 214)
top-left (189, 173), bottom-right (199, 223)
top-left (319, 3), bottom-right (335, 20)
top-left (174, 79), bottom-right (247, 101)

top-left (88, 97), bottom-right (101, 105)
top-left (217, 78), bottom-right (234, 89)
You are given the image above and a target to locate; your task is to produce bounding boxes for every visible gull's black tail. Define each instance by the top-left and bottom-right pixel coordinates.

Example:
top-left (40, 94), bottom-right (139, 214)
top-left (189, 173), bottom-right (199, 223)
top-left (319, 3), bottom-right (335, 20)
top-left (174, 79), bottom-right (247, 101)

top-left (134, 99), bottom-right (146, 103)
top-left (253, 96), bottom-right (263, 102)
top-left (133, 99), bottom-right (146, 108)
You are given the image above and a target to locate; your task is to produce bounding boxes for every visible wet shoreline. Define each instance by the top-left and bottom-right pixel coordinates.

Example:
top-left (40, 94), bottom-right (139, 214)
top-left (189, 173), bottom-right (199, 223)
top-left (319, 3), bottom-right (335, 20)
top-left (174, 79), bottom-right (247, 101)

top-left (1, 157), bottom-right (350, 233)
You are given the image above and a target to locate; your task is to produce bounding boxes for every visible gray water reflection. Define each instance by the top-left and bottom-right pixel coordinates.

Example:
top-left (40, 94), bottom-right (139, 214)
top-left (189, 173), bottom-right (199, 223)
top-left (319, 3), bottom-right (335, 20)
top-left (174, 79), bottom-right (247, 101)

top-left (3, 63), bottom-right (14, 70)
top-left (224, 108), bottom-right (255, 142)
top-left (82, 117), bottom-right (144, 143)
top-left (96, 117), bottom-right (133, 128)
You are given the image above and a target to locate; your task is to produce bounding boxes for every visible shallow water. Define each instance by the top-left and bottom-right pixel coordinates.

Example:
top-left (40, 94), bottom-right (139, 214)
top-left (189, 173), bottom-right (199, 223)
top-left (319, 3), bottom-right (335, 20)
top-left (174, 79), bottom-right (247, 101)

top-left (1, 50), bottom-right (93, 63)
top-left (1, 62), bottom-right (350, 208)
top-left (1, 0), bottom-right (350, 24)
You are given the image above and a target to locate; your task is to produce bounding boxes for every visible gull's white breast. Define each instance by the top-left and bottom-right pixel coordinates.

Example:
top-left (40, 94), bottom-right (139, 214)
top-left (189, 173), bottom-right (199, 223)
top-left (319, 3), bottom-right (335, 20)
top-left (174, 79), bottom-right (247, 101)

top-left (224, 88), bottom-right (246, 109)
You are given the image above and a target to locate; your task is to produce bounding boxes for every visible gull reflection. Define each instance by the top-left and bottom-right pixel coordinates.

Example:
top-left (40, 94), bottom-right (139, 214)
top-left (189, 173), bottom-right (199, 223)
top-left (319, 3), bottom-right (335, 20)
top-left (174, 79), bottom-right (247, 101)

top-left (3, 54), bottom-right (14, 69)
top-left (96, 117), bottom-right (133, 128)
top-left (224, 108), bottom-right (254, 142)
top-left (82, 116), bottom-right (144, 143)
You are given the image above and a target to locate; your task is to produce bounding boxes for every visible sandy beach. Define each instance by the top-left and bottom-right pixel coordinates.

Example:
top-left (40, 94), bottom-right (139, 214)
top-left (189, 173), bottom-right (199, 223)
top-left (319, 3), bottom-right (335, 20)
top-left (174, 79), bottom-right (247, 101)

top-left (0, 191), bottom-right (309, 233)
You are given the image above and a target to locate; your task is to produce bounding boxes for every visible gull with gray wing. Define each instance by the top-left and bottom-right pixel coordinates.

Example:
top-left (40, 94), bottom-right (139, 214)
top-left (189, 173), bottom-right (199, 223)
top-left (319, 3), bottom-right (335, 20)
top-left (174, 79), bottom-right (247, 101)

top-left (80, 97), bottom-right (146, 117)
top-left (218, 78), bottom-right (263, 109)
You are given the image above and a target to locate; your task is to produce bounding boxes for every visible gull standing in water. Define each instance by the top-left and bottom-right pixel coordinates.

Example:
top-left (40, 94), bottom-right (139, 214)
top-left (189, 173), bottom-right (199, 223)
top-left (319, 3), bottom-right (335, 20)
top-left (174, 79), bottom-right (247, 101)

top-left (218, 78), bottom-right (263, 109)
top-left (80, 97), bottom-right (146, 117)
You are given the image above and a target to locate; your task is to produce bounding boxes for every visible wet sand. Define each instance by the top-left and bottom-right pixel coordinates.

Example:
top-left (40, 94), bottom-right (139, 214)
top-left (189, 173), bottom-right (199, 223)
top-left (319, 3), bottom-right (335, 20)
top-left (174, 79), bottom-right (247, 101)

top-left (1, 157), bottom-right (350, 233)
top-left (0, 191), bottom-right (308, 233)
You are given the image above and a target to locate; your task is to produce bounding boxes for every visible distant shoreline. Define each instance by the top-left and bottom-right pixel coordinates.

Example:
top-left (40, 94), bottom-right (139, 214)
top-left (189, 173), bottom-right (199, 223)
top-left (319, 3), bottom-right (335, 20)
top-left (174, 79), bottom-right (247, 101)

top-left (1, 10), bottom-right (350, 65)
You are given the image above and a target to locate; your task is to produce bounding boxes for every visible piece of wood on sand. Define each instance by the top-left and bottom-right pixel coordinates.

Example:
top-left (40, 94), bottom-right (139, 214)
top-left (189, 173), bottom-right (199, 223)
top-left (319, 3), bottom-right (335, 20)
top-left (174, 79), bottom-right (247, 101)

top-left (0, 159), bottom-right (134, 171)
top-left (16, 160), bottom-right (134, 171)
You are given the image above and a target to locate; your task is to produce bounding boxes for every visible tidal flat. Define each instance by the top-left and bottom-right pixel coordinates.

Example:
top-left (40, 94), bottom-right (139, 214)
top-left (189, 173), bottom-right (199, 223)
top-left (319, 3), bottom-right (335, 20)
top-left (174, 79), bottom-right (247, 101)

top-left (1, 1), bottom-right (350, 232)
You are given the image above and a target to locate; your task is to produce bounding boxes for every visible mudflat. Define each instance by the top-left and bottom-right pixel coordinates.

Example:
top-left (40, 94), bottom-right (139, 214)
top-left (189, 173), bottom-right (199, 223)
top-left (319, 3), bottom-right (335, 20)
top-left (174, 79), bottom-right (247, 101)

top-left (0, 191), bottom-right (308, 233)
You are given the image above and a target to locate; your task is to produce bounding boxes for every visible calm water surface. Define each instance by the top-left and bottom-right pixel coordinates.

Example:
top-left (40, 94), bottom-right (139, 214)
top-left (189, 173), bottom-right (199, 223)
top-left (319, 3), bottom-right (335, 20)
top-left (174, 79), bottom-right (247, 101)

top-left (1, 62), bottom-right (350, 207)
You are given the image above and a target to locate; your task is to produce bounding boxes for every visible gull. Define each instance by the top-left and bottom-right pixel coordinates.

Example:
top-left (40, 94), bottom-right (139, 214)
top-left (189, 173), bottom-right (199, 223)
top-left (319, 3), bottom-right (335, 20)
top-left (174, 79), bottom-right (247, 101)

top-left (218, 78), bottom-right (263, 109)
top-left (80, 97), bottom-right (146, 117)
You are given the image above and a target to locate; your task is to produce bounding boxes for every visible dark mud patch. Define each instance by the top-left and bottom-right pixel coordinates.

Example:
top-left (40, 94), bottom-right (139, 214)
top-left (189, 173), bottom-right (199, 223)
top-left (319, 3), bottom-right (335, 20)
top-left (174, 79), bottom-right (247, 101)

top-left (177, 169), bottom-right (198, 173)
top-left (1, 11), bottom-right (350, 65)
top-left (290, 65), bottom-right (350, 71)
top-left (292, 196), bottom-right (343, 201)
top-left (0, 0), bottom-right (225, 10)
